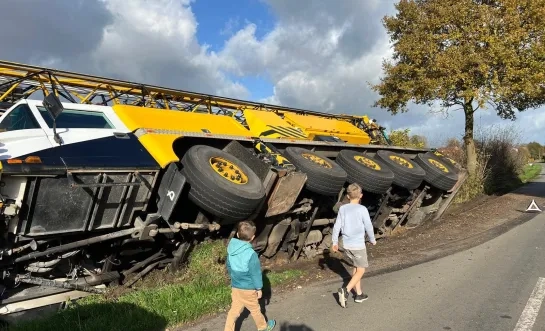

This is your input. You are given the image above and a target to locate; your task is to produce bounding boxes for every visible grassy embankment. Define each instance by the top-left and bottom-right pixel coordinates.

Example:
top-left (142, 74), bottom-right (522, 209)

top-left (6, 240), bottom-right (304, 331)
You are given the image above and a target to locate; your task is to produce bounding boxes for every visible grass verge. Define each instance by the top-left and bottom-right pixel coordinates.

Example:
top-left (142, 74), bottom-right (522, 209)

top-left (7, 241), bottom-right (304, 331)
top-left (519, 163), bottom-right (542, 183)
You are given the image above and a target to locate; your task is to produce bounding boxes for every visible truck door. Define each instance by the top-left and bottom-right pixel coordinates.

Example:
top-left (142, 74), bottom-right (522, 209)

top-left (32, 104), bottom-right (125, 148)
top-left (0, 102), bottom-right (52, 160)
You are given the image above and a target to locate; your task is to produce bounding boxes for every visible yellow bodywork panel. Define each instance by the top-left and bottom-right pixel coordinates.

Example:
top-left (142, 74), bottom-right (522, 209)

top-left (243, 109), bottom-right (308, 140)
top-left (113, 105), bottom-right (253, 167)
top-left (282, 113), bottom-right (371, 144)
top-left (113, 105), bottom-right (251, 135)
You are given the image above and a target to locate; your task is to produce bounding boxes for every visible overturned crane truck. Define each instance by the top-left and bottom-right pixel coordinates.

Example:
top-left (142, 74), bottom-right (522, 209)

top-left (0, 61), bottom-right (467, 313)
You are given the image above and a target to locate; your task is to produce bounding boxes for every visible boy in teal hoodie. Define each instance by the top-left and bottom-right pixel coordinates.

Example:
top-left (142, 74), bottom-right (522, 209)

top-left (224, 220), bottom-right (276, 331)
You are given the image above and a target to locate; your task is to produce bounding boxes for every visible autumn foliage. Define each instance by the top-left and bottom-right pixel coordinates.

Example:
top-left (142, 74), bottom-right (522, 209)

top-left (388, 128), bottom-right (428, 148)
top-left (371, 0), bottom-right (545, 177)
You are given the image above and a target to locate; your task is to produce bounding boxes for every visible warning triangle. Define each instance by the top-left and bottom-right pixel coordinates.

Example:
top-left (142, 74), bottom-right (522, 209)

top-left (525, 199), bottom-right (542, 212)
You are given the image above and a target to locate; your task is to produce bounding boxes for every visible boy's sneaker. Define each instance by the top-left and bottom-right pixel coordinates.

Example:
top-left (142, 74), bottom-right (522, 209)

top-left (259, 319), bottom-right (276, 331)
top-left (337, 287), bottom-right (348, 308)
top-left (354, 293), bottom-right (368, 303)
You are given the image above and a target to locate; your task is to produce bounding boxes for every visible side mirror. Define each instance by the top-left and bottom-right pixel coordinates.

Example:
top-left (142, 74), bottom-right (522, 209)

top-left (42, 94), bottom-right (64, 145)
top-left (43, 93), bottom-right (64, 119)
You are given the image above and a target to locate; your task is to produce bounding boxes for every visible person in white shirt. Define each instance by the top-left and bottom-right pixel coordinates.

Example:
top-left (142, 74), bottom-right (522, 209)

top-left (331, 183), bottom-right (377, 308)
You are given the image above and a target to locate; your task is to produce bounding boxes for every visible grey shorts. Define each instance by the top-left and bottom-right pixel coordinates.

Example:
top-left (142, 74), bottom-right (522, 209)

top-left (344, 248), bottom-right (369, 268)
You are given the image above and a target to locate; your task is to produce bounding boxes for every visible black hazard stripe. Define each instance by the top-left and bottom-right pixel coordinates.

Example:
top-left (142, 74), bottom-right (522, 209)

top-left (260, 125), bottom-right (307, 139)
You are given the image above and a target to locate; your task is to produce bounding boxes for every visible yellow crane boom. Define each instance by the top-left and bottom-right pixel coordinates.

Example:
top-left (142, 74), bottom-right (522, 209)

top-left (0, 60), bottom-right (390, 145)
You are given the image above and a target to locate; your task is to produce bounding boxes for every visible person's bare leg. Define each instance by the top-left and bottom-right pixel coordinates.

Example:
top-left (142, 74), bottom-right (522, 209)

top-left (345, 267), bottom-right (365, 294)
top-left (348, 268), bottom-right (359, 295)
top-left (353, 267), bottom-right (365, 295)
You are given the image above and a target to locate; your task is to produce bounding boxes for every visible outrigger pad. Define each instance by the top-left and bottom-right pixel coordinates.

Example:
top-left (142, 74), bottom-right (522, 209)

top-left (157, 162), bottom-right (186, 223)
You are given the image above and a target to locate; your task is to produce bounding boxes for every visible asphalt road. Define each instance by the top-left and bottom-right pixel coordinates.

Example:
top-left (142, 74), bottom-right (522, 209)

top-left (186, 167), bottom-right (545, 331)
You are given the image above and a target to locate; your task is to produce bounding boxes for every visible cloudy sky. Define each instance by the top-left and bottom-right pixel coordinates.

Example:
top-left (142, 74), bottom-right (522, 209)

top-left (2, 0), bottom-right (544, 146)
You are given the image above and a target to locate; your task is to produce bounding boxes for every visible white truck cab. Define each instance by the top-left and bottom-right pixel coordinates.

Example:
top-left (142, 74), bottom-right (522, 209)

top-left (0, 99), bottom-right (131, 160)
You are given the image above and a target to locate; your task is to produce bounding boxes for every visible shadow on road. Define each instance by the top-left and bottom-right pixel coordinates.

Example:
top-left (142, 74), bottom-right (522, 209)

top-left (279, 322), bottom-right (315, 330)
top-left (318, 250), bottom-right (355, 307)
top-left (318, 250), bottom-right (351, 282)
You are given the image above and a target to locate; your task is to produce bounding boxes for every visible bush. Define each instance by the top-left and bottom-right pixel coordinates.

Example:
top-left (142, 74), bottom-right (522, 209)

top-left (450, 144), bottom-right (490, 203)
top-left (477, 125), bottom-right (526, 194)
top-left (441, 124), bottom-right (528, 203)
top-left (389, 128), bottom-right (427, 148)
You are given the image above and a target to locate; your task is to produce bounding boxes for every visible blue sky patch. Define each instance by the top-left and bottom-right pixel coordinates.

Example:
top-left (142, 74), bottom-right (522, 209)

top-left (192, 0), bottom-right (275, 52)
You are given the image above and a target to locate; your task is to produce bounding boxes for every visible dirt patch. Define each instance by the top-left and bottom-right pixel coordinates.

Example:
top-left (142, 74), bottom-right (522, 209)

top-left (260, 179), bottom-right (545, 284)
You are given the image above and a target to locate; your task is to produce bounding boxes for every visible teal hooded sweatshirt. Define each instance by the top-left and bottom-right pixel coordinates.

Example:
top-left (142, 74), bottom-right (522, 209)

top-left (226, 238), bottom-right (263, 290)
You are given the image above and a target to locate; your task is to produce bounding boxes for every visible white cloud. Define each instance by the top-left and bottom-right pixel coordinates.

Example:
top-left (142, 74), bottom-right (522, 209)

top-left (215, 0), bottom-right (545, 144)
top-left (90, 0), bottom-right (249, 98)
top-left (0, 0), bottom-right (249, 99)
top-left (1, 0), bottom-right (544, 144)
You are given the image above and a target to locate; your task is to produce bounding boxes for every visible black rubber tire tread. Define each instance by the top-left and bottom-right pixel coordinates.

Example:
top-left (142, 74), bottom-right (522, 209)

top-left (374, 150), bottom-right (426, 190)
top-left (336, 149), bottom-right (395, 194)
top-left (414, 152), bottom-right (459, 191)
top-left (283, 146), bottom-right (347, 196)
top-left (434, 153), bottom-right (460, 174)
top-left (181, 145), bottom-right (266, 221)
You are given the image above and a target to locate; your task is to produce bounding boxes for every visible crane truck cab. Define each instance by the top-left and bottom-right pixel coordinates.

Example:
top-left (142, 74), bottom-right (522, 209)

top-left (0, 96), bottom-right (132, 161)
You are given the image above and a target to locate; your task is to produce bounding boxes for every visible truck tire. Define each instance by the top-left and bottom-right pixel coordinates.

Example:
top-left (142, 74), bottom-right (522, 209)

top-left (336, 150), bottom-right (394, 194)
top-left (284, 146), bottom-right (347, 196)
top-left (432, 151), bottom-right (460, 174)
top-left (414, 152), bottom-right (459, 191)
top-left (374, 150), bottom-right (426, 190)
top-left (181, 145), bottom-right (266, 221)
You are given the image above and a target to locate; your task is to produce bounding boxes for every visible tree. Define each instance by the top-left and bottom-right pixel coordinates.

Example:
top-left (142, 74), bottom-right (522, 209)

top-left (370, 0), bottom-right (545, 176)
top-left (446, 138), bottom-right (462, 149)
top-left (389, 128), bottom-right (427, 148)
top-left (518, 146), bottom-right (531, 164)
top-left (527, 141), bottom-right (543, 161)
top-left (410, 134), bottom-right (428, 148)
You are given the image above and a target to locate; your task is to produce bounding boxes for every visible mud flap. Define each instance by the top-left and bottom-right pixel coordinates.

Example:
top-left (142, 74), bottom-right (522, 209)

top-left (265, 171), bottom-right (307, 217)
top-left (156, 163), bottom-right (186, 223)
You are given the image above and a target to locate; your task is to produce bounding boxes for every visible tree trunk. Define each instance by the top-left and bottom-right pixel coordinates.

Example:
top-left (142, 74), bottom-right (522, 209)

top-left (463, 101), bottom-right (477, 176)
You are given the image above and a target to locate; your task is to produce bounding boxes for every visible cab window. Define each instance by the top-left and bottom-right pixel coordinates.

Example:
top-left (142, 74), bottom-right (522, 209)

top-left (0, 104), bottom-right (41, 132)
top-left (37, 106), bottom-right (114, 129)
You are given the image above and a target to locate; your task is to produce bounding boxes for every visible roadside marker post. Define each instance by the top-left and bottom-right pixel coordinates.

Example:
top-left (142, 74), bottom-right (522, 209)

top-left (525, 199), bottom-right (542, 212)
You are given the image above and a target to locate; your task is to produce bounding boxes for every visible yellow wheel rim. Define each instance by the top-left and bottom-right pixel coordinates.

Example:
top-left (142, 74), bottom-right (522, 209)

top-left (209, 157), bottom-right (248, 184)
top-left (433, 151), bottom-right (457, 166)
top-left (354, 155), bottom-right (381, 171)
top-left (428, 158), bottom-right (449, 173)
top-left (389, 155), bottom-right (413, 168)
top-left (302, 153), bottom-right (332, 169)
